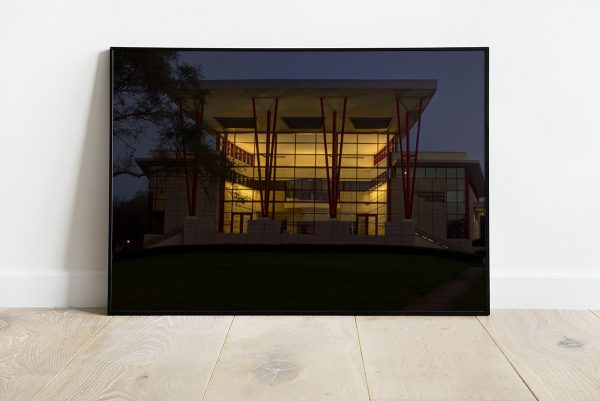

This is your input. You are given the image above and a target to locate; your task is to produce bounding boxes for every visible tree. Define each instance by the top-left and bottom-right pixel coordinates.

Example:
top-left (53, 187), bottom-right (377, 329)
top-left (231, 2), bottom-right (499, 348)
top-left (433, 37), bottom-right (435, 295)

top-left (112, 49), bottom-right (238, 217)
top-left (112, 49), bottom-right (178, 177)
top-left (112, 191), bottom-right (148, 252)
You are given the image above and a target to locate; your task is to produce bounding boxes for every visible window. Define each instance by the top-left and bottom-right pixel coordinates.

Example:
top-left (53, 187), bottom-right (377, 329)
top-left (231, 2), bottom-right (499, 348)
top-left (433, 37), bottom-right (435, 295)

top-left (222, 131), bottom-right (389, 234)
top-left (446, 168), bottom-right (467, 238)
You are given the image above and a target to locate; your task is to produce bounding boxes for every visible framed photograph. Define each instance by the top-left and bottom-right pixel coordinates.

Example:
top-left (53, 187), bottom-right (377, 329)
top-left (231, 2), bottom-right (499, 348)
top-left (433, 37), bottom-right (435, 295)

top-left (109, 48), bottom-right (488, 315)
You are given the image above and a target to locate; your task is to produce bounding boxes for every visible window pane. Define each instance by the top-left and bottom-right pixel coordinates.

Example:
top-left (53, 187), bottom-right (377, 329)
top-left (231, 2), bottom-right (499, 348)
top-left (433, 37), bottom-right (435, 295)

top-left (436, 168), bottom-right (446, 178)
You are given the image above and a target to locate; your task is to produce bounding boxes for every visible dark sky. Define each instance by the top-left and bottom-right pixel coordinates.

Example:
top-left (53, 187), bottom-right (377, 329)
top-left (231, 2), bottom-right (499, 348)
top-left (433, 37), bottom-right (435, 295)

top-left (181, 50), bottom-right (486, 160)
top-left (114, 49), bottom-right (486, 199)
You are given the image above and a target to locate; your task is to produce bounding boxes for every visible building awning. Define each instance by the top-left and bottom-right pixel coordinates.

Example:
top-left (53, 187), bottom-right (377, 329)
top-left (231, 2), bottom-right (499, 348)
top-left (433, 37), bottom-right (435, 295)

top-left (174, 79), bottom-right (437, 134)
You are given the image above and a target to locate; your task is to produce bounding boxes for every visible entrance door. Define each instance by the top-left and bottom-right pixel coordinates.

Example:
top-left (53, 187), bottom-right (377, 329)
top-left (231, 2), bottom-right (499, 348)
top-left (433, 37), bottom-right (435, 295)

top-left (230, 213), bottom-right (252, 233)
top-left (356, 214), bottom-right (378, 236)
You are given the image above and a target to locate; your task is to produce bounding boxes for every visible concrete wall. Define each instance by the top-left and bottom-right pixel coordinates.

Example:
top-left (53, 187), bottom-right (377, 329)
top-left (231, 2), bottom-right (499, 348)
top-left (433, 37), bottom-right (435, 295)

top-left (1, 0), bottom-right (599, 308)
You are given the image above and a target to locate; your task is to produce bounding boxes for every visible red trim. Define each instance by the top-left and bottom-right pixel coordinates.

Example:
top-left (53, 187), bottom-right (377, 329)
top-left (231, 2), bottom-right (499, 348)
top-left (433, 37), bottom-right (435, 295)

top-left (220, 138), bottom-right (254, 166)
top-left (374, 137), bottom-right (395, 165)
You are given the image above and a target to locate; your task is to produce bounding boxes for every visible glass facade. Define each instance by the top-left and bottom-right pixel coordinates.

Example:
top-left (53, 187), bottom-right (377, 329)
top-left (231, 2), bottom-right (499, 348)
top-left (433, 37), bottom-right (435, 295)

top-left (220, 132), bottom-right (390, 235)
top-left (413, 166), bottom-right (468, 239)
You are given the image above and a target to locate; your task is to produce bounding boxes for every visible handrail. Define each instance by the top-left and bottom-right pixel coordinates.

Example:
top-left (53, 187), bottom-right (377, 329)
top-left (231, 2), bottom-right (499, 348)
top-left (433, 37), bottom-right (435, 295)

top-left (414, 228), bottom-right (463, 251)
top-left (143, 226), bottom-right (184, 248)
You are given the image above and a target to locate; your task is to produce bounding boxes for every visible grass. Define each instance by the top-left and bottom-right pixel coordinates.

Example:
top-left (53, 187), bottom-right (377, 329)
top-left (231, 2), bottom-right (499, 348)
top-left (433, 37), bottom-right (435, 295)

top-left (453, 271), bottom-right (488, 312)
top-left (111, 246), bottom-right (486, 313)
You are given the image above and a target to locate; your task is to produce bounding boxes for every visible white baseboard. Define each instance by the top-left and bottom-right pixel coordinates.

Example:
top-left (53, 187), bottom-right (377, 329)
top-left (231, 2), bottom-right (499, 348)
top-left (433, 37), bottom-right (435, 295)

top-left (491, 270), bottom-right (600, 309)
top-left (0, 270), bottom-right (107, 308)
top-left (1, 269), bottom-right (599, 309)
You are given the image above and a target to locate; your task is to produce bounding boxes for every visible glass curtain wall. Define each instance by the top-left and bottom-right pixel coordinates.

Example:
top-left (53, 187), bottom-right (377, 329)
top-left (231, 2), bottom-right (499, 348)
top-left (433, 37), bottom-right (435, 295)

top-left (221, 131), bottom-right (390, 235)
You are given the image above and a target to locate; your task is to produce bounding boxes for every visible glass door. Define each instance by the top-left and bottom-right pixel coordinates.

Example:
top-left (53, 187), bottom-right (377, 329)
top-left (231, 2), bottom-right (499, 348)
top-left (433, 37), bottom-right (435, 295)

top-left (356, 214), bottom-right (378, 235)
top-left (230, 213), bottom-right (252, 233)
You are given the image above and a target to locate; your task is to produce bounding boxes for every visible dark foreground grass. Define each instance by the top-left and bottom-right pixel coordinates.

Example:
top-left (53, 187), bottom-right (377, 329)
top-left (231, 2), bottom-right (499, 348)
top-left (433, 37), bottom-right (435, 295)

top-left (454, 271), bottom-right (487, 311)
top-left (110, 246), bottom-right (486, 314)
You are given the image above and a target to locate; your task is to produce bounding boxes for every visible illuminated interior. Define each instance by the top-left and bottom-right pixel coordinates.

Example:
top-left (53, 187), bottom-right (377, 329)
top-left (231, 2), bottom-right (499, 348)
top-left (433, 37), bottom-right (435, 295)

top-left (221, 132), bottom-right (390, 235)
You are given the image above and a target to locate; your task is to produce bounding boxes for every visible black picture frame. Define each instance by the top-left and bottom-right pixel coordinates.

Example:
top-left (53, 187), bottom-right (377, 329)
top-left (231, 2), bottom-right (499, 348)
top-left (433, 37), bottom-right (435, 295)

top-left (109, 47), bottom-right (489, 316)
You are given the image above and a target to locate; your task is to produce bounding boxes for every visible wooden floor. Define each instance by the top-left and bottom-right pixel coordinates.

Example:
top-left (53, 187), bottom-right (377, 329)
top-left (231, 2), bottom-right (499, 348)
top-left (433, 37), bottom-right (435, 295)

top-left (1, 310), bottom-right (599, 400)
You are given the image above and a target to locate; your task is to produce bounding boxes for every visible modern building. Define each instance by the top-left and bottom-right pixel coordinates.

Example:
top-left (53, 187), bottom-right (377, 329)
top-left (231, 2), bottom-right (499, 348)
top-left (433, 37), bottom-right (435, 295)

top-left (137, 80), bottom-right (486, 252)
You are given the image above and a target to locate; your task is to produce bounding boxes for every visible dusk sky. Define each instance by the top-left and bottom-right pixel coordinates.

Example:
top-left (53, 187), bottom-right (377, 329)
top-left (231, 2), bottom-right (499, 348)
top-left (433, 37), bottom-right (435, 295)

top-left (114, 49), bottom-right (486, 199)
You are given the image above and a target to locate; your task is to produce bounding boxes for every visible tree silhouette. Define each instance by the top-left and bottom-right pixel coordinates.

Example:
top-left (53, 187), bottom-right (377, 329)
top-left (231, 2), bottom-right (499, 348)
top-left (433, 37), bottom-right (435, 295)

top-left (112, 49), bottom-right (237, 217)
top-left (112, 49), bottom-right (178, 177)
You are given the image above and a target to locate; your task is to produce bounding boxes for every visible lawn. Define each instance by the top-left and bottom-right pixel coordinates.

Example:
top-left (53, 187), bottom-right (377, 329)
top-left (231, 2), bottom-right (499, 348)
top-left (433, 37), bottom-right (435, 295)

top-left (111, 245), bottom-right (486, 314)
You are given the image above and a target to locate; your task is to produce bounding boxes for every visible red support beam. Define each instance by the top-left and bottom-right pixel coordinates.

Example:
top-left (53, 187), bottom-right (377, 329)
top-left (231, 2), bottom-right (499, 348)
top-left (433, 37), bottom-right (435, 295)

top-left (271, 131), bottom-right (278, 220)
top-left (408, 98), bottom-right (424, 219)
top-left (395, 98), bottom-right (407, 219)
top-left (178, 98), bottom-right (192, 216)
top-left (319, 98), bottom-right (348, 219)
top-left (396, 97), bottom-right (426, 220)
top-left (270, 99), bottom-right (279, 219)
top-left (251, 97), bottom-right (264, 214)
top-left (335, 98), bottom-right (348, 206)
top-left (465, 173), bottom-right (471, 239)
top-left (251, 97), bottom-right (279, 218)
top-left (264, 98), bottom-right (279, 218)
top-left (331, 110), bottom-right (337, 218)
top-left (263, 110), bottom-right (271, 217)
top-left (386, 129), bottom-right (392, 221)
top-left (320, 98), bottom-right (332, 213)
top-left (218, 132), bottom-right (227, 232)
top-left (405, 110), bottom-right (411, 219)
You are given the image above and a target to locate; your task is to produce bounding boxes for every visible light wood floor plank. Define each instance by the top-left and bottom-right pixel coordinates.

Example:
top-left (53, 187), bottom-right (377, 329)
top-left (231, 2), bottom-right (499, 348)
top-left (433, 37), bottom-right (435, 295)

top-left (479, 310), bottom-right (600, 401)
top-left (0, 308), bottom-right (110, 401)
top-left (357, 316), bottom-right (536, 401)
top-left (203, 316), bottom-right (369, 401)
top-left (33, 315), bottom-right (233, 401)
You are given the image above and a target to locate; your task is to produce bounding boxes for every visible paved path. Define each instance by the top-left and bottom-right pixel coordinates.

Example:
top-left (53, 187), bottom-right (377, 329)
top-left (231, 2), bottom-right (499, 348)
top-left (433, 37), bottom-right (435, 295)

top-left (403, 266), bottom-right (485, 311)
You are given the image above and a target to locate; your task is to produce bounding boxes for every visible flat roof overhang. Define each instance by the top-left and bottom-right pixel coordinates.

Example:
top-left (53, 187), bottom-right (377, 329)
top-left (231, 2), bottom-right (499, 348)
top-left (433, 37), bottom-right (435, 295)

top-left (173, 79), bottom-right (437, 134)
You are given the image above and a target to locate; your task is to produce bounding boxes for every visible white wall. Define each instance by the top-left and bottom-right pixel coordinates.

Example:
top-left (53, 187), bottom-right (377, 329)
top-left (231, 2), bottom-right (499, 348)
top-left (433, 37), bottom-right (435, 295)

top-left (1, 0), bottom-right (599, 308)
